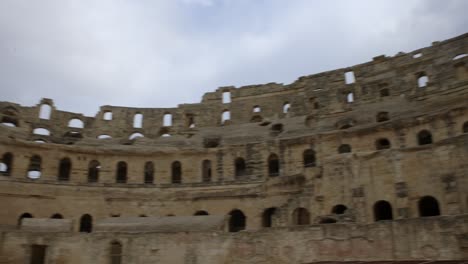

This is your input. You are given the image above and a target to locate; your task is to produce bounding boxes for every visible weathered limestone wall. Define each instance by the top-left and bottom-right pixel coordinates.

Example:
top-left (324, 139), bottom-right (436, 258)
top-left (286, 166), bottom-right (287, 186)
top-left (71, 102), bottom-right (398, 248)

top-left (1, 215), bottom-right (468, 263)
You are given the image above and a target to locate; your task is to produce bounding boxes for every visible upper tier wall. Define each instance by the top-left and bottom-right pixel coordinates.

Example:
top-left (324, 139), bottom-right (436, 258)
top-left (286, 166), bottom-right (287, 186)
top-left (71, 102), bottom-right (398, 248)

top-left (0, 33), bottom-right (467, 144)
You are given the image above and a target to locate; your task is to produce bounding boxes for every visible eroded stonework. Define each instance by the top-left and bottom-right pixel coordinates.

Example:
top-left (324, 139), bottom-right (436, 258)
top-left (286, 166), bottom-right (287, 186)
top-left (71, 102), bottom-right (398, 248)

top-left (0, 33), bottom-right (467, 263)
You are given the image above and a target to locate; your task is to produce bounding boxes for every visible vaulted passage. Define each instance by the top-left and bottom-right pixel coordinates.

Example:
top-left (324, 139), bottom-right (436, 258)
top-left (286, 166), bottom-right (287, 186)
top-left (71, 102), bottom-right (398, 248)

top-left (374, 200), bottom-right (393, 221)
top-left (79, 214), bottom-right (93, 233)
top-left (229, 209), bottom-right (246, 232)
top-left (262, 207), bottom-right (277, 228)
top-left (418, 196), bottom-right (440, 217)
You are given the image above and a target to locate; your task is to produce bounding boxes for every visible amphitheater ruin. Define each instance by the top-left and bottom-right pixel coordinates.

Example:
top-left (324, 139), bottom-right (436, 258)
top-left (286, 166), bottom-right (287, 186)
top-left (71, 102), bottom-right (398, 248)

top-left (0, 33), bottom-right (467, 263)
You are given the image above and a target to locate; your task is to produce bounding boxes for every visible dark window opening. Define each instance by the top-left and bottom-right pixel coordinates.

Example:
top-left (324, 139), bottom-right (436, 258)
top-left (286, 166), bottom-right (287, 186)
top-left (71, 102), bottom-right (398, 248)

top-left (144, 162), bottom-right (154, 184)
top-left (380, 89), bottom-right (390, 97)
top-left (27, 155), bottom-right (42, 179)
top-left (194, 210), bottom-right (209, 216)
top-left (293, 207), bottom-right (310, 225)
top-left (376, 112), bottom-right (390, 122)
top-left (202, 160), bottom-right (212, 182)
top-left (229, 209), bottom-right (246, 232)
top-left (262, 207), bottom-right (277, 228)
top-left (303, 149), bottom-right (316, 167)
top-left (110, 241), bottom-right (122, 264)
top-left (50, 213), bottom-right (63, 219)
top-left (80, 214), bottom-right (93, 233)
top-left (0, 152), bottom-right (13, 176)
top-left (58, 158), bottom-right (71, 181)
top-left (338, 144), bottom-right (351, 154)
top-left (88, 160), bottom-right (100, 183)
top-left (417, 74), bottom-right (429, 88)
top-left (418, 130), bottom-right (433, 145)
top-left (376, 138), bottom-right (391, 150)
top-left (374, 200), bottom-right (393, 221)
top-left (235, 158), bottom-right (246, 178)
top-left (320, 217), bottom-right (337, 224)
top-left (463, 122), bottom-right (468, 133)
top-left (30, 245), bottom-right (47, 264)
top-left (332, 204), bottom-right (347, 215)
top-left (271, 123), bottom-right (283, 133)
top-left (268, 154), bottom-right (279, 177)
top-left (18, 213), bottom-right (33, 226)
top-left (171, 161), bottom-right (182, 184)
top-left (116, 162), bottom-right (127, 183)
top-left (418, 196), bottom-right (440, 217)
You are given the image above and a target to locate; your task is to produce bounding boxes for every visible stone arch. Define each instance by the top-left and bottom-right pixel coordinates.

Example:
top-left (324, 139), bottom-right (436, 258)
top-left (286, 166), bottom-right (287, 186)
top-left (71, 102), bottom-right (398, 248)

top-left (221, 110), bottom-right (230, 125)
top-left (144, 161), bottom-right (154, 184)
top-left (58, 157), bottom-right (71, 181)
top-left (229, 209), bottom-right (246, 232)
top-left (103, 111), bottom-right (112, 121)
top-left (418, 130), bottom-right (433, 145)
top-left (235, 157), bottom-right (246, 178)
top-left (116, 161), bottom-right (127, 183)
top-left (418, 196), bottom-right (441, 217)
top-left (303, 149), bottom-right (316, 167)
top-left (283, 102), bottom-right (291, 113)
top-left (50, 213), bottom-right (63, 219)
top-left (80, 214), bottom-right (93, 233)
top-left (373, 200), bottom-right (393, 221)
top-left (133, 113), bottom-right (143, 128)
top-left (39, 104), bottom-right (51, 120)
top-left (292, 207), bottom-right (310, 225)
top-left (268, 153), bottom-right (279, 177)
top-left (0, 152), bottom-right (13, 176)
top-left (332, 204), bottom-right (347, 215)
top-left (88, 160), bottom-right (100, 183)
top-left (417, 73), bottom-right (429, 88)
top-left (18, 212), bottom-right (33, 226)
top-left (202, 160), bottom-right (212, 182)
top-left (262, 207), bottom-right (278, 228)
top-left (68, 118), bottom-right (84, 128)
top-left (375, 138), bottom-right (391, 150)
top-left (171, 161), bottom-right (182, 184)
top-left (27, 155), bottom-right (42, 179)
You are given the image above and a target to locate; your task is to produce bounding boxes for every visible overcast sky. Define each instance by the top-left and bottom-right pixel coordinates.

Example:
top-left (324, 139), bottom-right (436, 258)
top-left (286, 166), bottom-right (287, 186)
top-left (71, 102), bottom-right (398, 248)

top-left (0, 0), bottom-right (467, 116)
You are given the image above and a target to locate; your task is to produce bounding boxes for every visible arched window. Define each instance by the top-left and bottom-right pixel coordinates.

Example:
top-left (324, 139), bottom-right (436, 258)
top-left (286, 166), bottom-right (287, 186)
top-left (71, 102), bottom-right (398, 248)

top-left (39, 104), bottom-right (51, 120)
top-left (133, 113), bottom-right (143, 128)
top-left (51, 213), bottom-right (63, 219)
top-left (144, 162), bottom-right (154, 184)
top-left (376, 138), bottom-right (391, 150)
top-left (268, 154), bottom-right (279, 177)
top-left (345, 71), bottom-right (355, 84)
top-left (171, 161), bottom-right (182, 184)
top-left (1, 107), bottom-right (19, 127)
top-left (0, 152), bottom-right (13, 176)
top-left (202, 160), bottom-right (212, 182)
top-left (418, 130), bottom-right (433, 145)
top-left (27, 155), bottom-right (41, 179)
top-left (194, 210), bottom-right (209, 216)
top-left (262, 207), bottom-right (277, 228)
top-left (116, 162), bottom-right (127, 183)
top-left (58, 158), bottom-right (71, 181)
top-left (417, 74), bottom-right (429, 88)
top-left (338, 144), bottom-right (351, 154)
top-left (235, 158), bottom-right (246, 178)
top-left (418, 196), bottom-right (440, 217)
top-left (221, 110), bottom-right (230, 125)
top-left (380, 88), bottom-right (390, 97)
top-left (463, 122), bottom-right (468, 133)
top-left (18, 212), bottom-right (33, 226)
top-left (129, 132), bottom-right (144, 140)
top-left (163, 113), bottom-right (172, 127)
top-left (88, 160), bottom-right (100, 183)
top-left (332, 204), bottom-right (348, 215)
top-left (252, 105), bottom-right (261, 113)
top-left (346, 92), bottom-right (354, 103)
top-left (376, 112), bottom-right (389, 122)
top-left (229, 209), bottom-right (246, 232)
top-left (110, 241), bottom-right (123, 264)
top-left (292, 207), bottom-right (310, 225)
top-left (374, 200), bottom-right (393, 221)
top-left (103, 111), bottom-right (112, 121)
top-left (33, 128), bottom-right (50, 136)
top-left (283, 103), bottom-right (291, 114)
top-left (80, 214), bottom-right (93, 233)
top-left (303, 149), bottom-right (316, 167)
top-left (68, 118), bottom-right (84, 128)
